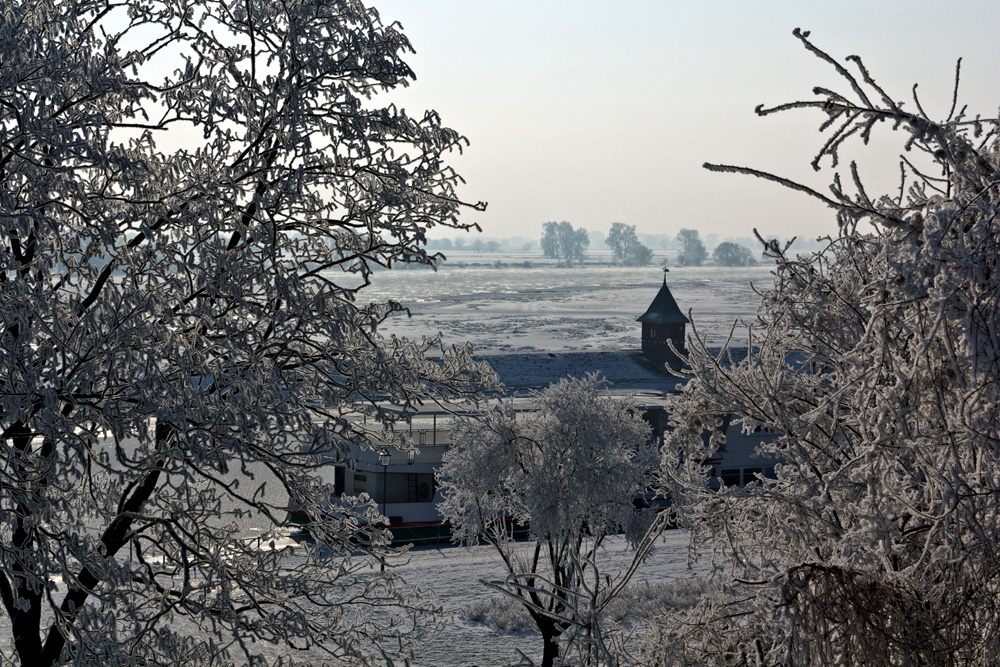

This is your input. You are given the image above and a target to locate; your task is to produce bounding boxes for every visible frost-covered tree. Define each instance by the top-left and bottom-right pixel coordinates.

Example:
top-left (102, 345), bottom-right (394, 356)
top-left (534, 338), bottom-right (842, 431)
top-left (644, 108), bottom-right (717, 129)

top-left (712, 241), bottom-right (757, 266)
top-left (438, 376), bottom-right (662, 667)
top-left (606, 223), bottom-right (653, 266)
top-left (675, 228), bottom-right (707, 266)
top-left (541, 224), bottom-right (559, 258)
top-left (606, 222), bottom-right (634, 261)
top-left (626, 243), bottom-right (654, 267)
top-left (0, 1), bottom-right (492, 665)
top-left (541, 221), bottom-right (590, 265)
top-left (570, 225), bottom-right (591, 264)
top-left (653, 30), bottom-right (1000, 665)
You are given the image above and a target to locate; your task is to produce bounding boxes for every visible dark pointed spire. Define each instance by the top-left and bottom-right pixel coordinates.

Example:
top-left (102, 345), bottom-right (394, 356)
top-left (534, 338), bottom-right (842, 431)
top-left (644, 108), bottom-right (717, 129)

top-left (637, 272), bottom-right (689, 325)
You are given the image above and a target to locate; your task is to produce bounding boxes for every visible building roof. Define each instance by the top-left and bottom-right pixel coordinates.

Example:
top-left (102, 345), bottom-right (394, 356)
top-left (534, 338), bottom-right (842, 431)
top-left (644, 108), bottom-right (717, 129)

top-left (479, 350), bottom-right (682, 394)
top-left (636, 277), bottom-right (690, 325)
top-left (475, 347), bottom-right (749, 394)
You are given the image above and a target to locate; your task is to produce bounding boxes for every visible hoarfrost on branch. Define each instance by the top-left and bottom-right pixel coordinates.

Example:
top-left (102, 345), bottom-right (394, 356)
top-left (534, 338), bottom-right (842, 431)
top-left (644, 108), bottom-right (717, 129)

top-left (0, 1), bottom-right (493, 664)
top-left (652, 29), bottom-right (1000, 666)
top-left (439, 375), bottom-right (664, 667)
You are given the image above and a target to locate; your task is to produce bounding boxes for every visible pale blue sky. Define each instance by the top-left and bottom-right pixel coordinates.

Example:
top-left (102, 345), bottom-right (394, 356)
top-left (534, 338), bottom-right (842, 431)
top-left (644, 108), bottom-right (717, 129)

top-left (374, 1), bottom-right (1000, 242)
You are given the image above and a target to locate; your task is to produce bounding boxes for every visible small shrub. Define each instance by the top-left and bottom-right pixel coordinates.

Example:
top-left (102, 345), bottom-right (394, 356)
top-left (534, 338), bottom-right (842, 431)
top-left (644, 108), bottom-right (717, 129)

top-left (462, 596), bottom-right (536, 634)
top-left (461, 578), bottom-right (708, 634)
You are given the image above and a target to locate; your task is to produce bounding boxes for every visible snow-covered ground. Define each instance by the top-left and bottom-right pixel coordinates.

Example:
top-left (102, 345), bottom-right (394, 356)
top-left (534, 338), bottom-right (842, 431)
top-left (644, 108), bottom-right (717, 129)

top-left (394, 530), bottom-right (707, 666)
top-left (363, 263), bottom-right (771, 354)
top-left (353, 262), bottom-right (757, 664)
top-left (4, 264), bottom-right (764, 664)
top-left (162, 529), bottom-right (709, 666)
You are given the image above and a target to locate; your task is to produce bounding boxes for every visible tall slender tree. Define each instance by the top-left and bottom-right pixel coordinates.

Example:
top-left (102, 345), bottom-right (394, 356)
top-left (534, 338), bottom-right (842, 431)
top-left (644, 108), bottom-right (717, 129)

top-left (0, 1), bottom-right (490, 664)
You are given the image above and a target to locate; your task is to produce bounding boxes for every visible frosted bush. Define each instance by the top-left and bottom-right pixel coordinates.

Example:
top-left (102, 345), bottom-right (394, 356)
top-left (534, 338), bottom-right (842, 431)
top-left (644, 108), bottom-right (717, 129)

top-left (464, 579), bottom-right (708, 635)
top-left (440, 375), bottom-right (666, 666)
top-left (463, 596), bottom-right (538, 635)
top-left (659, 29), bottom-right (1000, 666)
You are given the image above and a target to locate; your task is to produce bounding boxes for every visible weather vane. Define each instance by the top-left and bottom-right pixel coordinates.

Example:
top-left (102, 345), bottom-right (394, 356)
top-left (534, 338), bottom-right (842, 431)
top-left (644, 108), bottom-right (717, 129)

top-left (662, 266), bottom-right (669, 279)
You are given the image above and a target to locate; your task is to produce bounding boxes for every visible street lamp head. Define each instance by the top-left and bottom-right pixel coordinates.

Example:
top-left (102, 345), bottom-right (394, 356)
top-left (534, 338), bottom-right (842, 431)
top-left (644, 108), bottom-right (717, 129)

top-left (378, 450), bottom-right (391, 467)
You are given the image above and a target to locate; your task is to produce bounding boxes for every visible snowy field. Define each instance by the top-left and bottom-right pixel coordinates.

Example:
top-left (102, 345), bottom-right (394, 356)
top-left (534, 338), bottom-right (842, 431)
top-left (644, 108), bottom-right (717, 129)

top-left (362, 260), bottom-right (774, 354)
top-left (241, 529), bottom-right (710, 666)
top-left (391, 529), bottom-right (707, 666)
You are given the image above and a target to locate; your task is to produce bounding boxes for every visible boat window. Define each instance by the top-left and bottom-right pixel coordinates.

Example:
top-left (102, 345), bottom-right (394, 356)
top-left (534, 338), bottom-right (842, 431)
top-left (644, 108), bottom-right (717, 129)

top-left (720, 468), bottom-right (741, 487)
top-left (380, 472), bottom-right (436, 504)
top-left (743, 467), bottom-right (762, 485)
top-left (353, 474), bottom-right (367, 495)
top-left (334, 466), bottom-right (345, 496)
top-left (406, 473), bottom-right (435, 502)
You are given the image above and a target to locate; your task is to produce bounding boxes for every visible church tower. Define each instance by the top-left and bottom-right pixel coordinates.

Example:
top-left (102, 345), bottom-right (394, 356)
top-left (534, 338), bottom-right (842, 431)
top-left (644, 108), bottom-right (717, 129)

top-left (637, 269), bottom-right (688, 370)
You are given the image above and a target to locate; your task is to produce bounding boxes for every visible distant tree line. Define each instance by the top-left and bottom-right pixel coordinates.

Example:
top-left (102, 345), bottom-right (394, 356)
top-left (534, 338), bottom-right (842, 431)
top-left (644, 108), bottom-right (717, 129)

top-left (426, 237), bottom-right (536, 252)
top-left (426, 229), bottom-right (820, 260)
top-left (677, 228), bottom-right (758, 267)
top-left (471, 239), bottom-right (502, 253)
top-left (539, 221), bottom-right (659, 267)
top-left (425, 226), bottom-right (774, 270)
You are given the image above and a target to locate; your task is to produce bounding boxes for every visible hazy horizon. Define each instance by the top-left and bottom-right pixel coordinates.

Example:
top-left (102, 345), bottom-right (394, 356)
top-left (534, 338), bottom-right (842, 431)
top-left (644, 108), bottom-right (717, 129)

top-left (375, 1), bottom-right (1000, 243)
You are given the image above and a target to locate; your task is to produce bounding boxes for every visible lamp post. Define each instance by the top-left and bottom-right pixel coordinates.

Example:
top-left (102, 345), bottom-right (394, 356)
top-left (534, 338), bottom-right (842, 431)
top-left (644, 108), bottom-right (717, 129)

top-left (378, 449), bottom-right (391, 522)
top-left (378, 449), bottom-right (391, 572)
